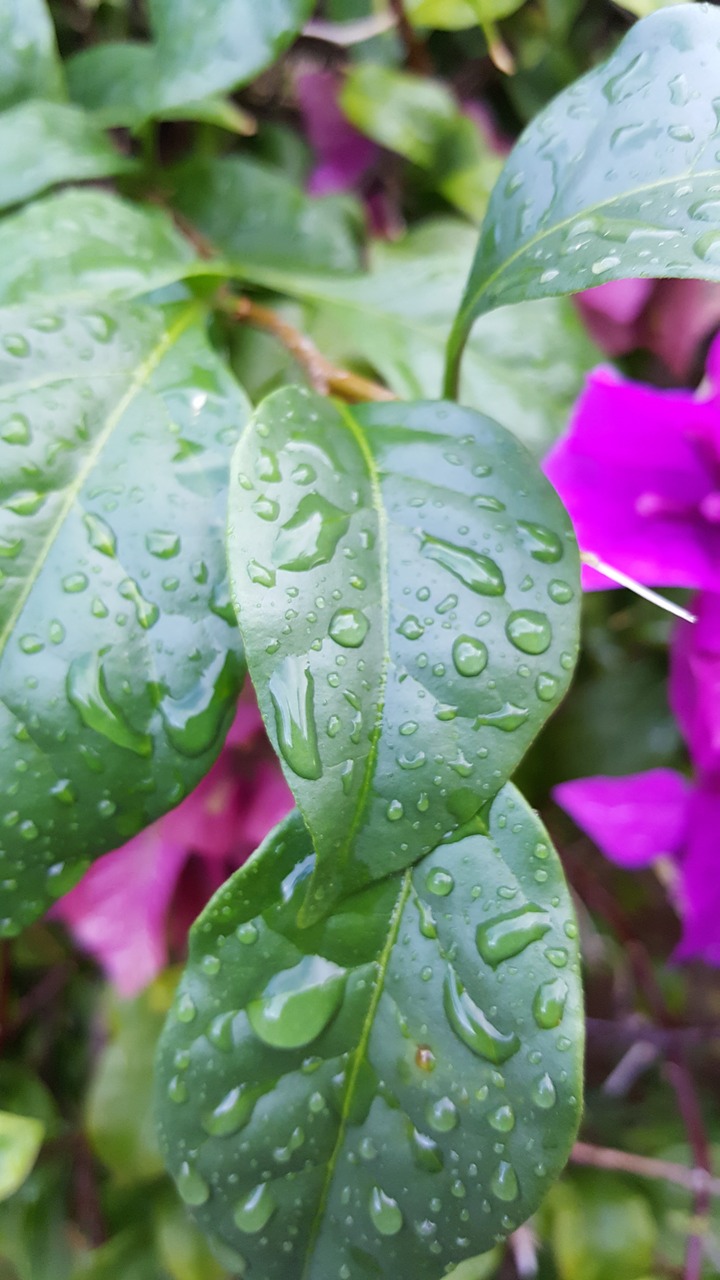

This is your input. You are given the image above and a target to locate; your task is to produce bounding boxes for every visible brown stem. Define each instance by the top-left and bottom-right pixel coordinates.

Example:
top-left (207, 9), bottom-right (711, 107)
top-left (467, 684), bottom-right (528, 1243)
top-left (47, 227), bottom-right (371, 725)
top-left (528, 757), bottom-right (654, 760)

top-left (387, 0), bottom-right (434, 74)
top-left (571, 1141), bottom-right (720, 1198)
top-left (226, 296), bottom-right (398, 403)
top-left (665, 1061), bottom-right (712, 1280)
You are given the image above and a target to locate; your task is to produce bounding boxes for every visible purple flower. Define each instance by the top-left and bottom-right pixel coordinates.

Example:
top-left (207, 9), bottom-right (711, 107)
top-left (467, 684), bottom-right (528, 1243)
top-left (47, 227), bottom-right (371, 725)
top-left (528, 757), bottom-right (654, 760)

top-left (545, 335), bottom-right (720, 591)
top-left (295, 68), bottom-right (379, 199)
top-left (670, 593), bottom-right (720, 776)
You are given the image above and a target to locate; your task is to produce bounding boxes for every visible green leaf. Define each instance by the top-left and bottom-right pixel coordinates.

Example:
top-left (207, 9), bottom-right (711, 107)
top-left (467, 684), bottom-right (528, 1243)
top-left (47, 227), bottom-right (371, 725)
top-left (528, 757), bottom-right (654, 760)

top-left (0, 0), bottom-right (65, 110)
top-left (67, 0), bottom-right (315, 127)
top-left (227, 389), bottom-right (579, 921)
top-left (340, 66), bottom-right (503, 222)
top-left (405, 0), bottom-right (484, 29)
top-left (206, 218), bottom-right (601, 456)
top-left (548, 1172), bottom-right (657, 1280)
top-left (156, 792), bottom-right (583, 1278)
top-left (0, 1112), bottom-right (44, 1203)
top-left (0, 190), bottom-right (203, 308)
top-left (0, 299), bottom-right (249, 936)
top-left (445, 4), bottom-right (720, 391)
top-left (170, 155), bottom-right (363, 276)
top-left (0, 100), bottom-right (134, 213)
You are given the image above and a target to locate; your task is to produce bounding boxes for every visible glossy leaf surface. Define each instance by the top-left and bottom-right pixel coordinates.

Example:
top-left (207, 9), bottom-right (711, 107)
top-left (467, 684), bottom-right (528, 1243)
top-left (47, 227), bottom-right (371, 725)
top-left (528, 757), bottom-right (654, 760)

top-left (446, 5), bottom-right (720, 390)
top-left (67, 0), bottom-right (315, 127)
top-left (340, 66), bottom-right (503, 222)
top-left (0, 100), bottom-right (133, 213)
top-left (0, 0), bottom-right (65, 110)
top-left (228, 389), bottom-right (579, 920)
top-left (0, 300), bottom-right (249, 935)
top-left (156, 792), bottom-right (583, 1279)
top-left (0, 1112), bottom-right (44, 1202)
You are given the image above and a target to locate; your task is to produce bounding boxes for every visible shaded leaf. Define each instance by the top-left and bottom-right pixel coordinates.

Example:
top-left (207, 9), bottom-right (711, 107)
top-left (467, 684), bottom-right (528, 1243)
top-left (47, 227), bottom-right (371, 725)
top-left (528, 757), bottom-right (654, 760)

top-left (0, 100), bottom-right (133, 213)
top-left (446, 5), bottom-right (720, 390)
top-left (0, 0), bottom-right (65, 110)
top-left (156, 793), bottom-right (583, 1279)
top-left (0, 1112), bottom-right (44, 1203)
top-left (405, 0), bottom-right (485, 29)
top-left (227, 388), bottom-right (579, 920)
top-left (0, 300), bottom-right (249, 936)
top-left (340, 65), bottom-right (503, 221)
top-left (67, 0), bottom-right (315, 127)
top-left (548, 1172), bottom-right (657, 1280)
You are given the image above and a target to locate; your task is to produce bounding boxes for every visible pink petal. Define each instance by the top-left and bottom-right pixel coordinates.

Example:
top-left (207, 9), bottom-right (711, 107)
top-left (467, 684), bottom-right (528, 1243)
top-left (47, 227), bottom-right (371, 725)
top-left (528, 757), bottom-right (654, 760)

top-left (544, 366), bottom-right (720, 590)
top-left (296, 69), bottom-right (378, 196)
top-left (553, 770), bottom-right (690, 868)
top-left (641, 279), bottom-right (720, 382)
top-left (670, 592), bottom-right (720, 774)
top-left (674, 778), bottom-right (720, 965)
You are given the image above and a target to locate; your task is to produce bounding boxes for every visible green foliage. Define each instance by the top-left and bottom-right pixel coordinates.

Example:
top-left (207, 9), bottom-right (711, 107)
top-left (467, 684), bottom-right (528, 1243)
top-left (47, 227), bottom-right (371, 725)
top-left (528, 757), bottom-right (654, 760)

top-left (0, 0), bottom-right (65, 110)
top-left (548, 1172), bottom-right (658, 1280)
top-left (446, 4), bottom-right (720, 389)
top-left (0, 1114), bottom-right (44, 1203)
top-left (227, 388), bottom-right (579, 920)
top-left (156, 796), bottom-right (582, 1277)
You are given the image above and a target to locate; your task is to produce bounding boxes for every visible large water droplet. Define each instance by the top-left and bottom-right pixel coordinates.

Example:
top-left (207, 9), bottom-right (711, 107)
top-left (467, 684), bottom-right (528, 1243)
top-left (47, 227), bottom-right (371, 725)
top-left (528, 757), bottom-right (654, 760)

top-left (427, 1096), bottom-right (458, 1133)
top-left (443, 966), bottom-right (520, 1063)
top-left (203, 1086), bottom-right (257, 1136)
top-left (426, 867), bottom-right (454, 896)
top-left (488, 1104), bottom-right (515, 1133)
top-left (67, 653), bottom-right (152, 757)
top-left (146, 530), bottom-right (181, 558)
top-left (474, 702), bottom-right (529, 732)
top-left (163, 650), bottom-right (241, 757)
top-left (410, 1127), bottom-right (444, 1172)
top-left (506, 611), bottom-right (552, 655)
top-left (233, 1183), bottom-right (276, 1234)
top-left (452, 635), bottom-right (488, 677)
top-left (516, 521), bottom-right (563, 563)
top-left (247, 955), bottom-right (345, 1049)
top-left (177, 1161), bottom-right (210, 1206)
top-left (269, 656), bottom-right (322, 780)
top-left (491, 1161), bottom-right (519, 1203)
top-left (476, 904), bottom-right (551, 966)
top-left (329, 607), bottom-right (369, 648)
top-left (83, 512), bottom-right (116, 557)
top-left (397, 614), bottom-right (425, 640)
top-left (532, 1073), bottom-right (557, 1109)
top-left (369, 1187), bottom-right (403, 1237)
top-left (533, 978), bottom-right (568, 1029)
top-left (421, 534), bottom-right (505, 596)
top-left (119, 578), bottom-right (158, 630)
top-left (273, 495), bottom-right (349, 571)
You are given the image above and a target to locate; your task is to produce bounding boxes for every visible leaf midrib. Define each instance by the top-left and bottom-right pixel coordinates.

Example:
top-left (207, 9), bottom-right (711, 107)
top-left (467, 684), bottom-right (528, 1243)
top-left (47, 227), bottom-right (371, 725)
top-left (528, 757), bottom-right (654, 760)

top-left (299, 868), bottom-right (412, 1280)
top-left (0, 300), bottom-right (202, 665)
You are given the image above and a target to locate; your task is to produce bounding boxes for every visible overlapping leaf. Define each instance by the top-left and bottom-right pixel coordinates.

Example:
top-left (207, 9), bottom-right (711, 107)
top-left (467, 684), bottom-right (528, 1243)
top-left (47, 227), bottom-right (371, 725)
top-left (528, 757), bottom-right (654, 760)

top-left (0, 0), bottom-right (65, 110)
top-left (227, 389), bottom-right (579, 921)
top-left (0, 100), bottom-right (134, 212)
top-left (156, 790), bottom-right (583, 1279)
top-left (446, 4), bottom-right (720, 390)
top-left (0, 300), bottom-right (249, 935)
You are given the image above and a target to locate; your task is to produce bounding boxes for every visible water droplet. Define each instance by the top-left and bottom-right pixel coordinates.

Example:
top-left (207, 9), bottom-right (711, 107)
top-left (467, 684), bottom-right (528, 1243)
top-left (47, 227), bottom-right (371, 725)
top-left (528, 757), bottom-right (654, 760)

top-left (257, 449), bottom-right (280, 482)
top-left (369, 1186), bottom-right (403, 1236)
top-left (145, 530), bottom-right (181, 559)
top-left (203, 1086), bottom-right (256, 1136)
top-left (474, 703), bottom-right (529, 732)
top-left (533, 978), bottom-right (568, 1029)
top-left (168, 1075), bottom-right (187, 1104)
top-left (273, 495), bottom-right (349, 571)
top-left (410, 1127), bottom-right (444, 1172)
top-left (236, 921), bottom-right (258, 945)
top-left (7, 490), bottom-right (44, 517)
top-left (247, 956), bottom-right (345, 1049)
top-left (476, 904), bottom-right (551, 966)
top-left (488, 1104), bottom-right (515, 1133)
top-left (444, 967), bottom-right (520, 1063)
top-left (176, 993), bottom-right (196, 1023)
top-left (421, 534), bottom-right (505, 596)
top-left (536, 673), bottom-right (559, 702)
top-left (253, 495), bottom-right (280, 521)
top-left (19, 634), bottom-right (43, 654)
top-left (387, 799), bottom-right (404, 822)
top-left (545, 947), bottom-right (569, 969)
top-left (2, 414), bottom-right (30, 444)
top-left (506, 611), bottom-right (552, 655)
top-left (269, 656), bottom-right (322, 780)
top-left (200, 953), bottom-right (220, 975)
top-left (415, 1045), bottom-right (436, 1071)
top-left (516, 521), bottom-right (563, 563)
top-left (4, 334), bottom-right (29, 357)
top-left (83, 513), bottom-right (116, 557)
top-left (234, 1183), bottom-right (276, 1234)
top-left (67, 653), bottom-right (152, 757)
top-left (548, 579), bottom-right (574, 604)
top-left (426, 867), bottom-right (454, 896)
top-left (247, 559), bottom-right (275, 587)
top-left (329, 607), bottom-right (369, 648)
top-left (208, 1011), bottom-right (234, 1052)
top-left (397, 614), bottom-right (424, 641)
top-left (400, 720), bottom-right (418, 736)
top-left (532, 1073), bottom-right (557, 1109)
top-left (177, 1161), bottom-right (209, 1206)
top-left (452, 635), bottom-right (488, 677)
top-left (62, 573), bottom-right (88, 593)
top-left (119, 578), bottom-right (158, 629)
top-left (427, 1096), bottom-right (458, 1133)
top-left (162, 650), bottom-right (241, 758)
top-left (491, 1161), bottom-right (518, 1203)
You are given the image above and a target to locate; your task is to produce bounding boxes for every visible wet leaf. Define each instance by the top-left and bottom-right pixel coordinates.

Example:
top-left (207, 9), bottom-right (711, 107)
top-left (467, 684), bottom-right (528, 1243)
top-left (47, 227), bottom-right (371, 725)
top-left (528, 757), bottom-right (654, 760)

top-left (67, 0), bottom-right (315, 128)
top-left (446, 5), bottom-right (720, 390)
top-left (0, 1112), bottom-right (44, 1202)
top-left (227, 389), bottom-right (579, 920)
top-left (156, 791), bottom-right (583, 1279)
top-left (0, 300), bottom-right (249, 936)
top-left (0, 0), bottom-right (65, 110)
top-left (0, 100), bottom-right (134, 212)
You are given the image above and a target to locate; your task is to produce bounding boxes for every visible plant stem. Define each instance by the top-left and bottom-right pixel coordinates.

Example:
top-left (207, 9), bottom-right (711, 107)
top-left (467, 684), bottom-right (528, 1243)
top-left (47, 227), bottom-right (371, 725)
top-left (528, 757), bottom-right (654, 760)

top-left (665, 1061), bottom-right (712, 1280)
top-left (226, 295), bottom-right (398, 403)
top-left (571, 1141), bottom-right (720, 1198)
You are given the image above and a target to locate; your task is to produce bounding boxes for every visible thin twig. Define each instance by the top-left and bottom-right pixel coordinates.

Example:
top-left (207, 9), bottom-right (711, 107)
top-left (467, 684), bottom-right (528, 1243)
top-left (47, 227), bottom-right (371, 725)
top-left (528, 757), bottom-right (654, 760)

top-left (581, 551), bottom-right (697, 623)
top-left (665, 1061), bottom-right (712, 1280)
top-left (225, 296), bottom-right (398, 403)
top-left (572, 1142), bottom-right (720, 1197)
top-left (303, 14), bottom-right (398, 46)
top-left (387, 0), bottom-right (434, 73)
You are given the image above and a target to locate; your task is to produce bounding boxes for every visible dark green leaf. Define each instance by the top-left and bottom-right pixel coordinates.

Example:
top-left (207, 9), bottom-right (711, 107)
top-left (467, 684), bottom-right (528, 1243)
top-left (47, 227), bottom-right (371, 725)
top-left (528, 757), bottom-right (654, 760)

top-left (340, 66), bottom-right (503, 221)
top-left (67, 0), bottom-right (315, 127)
top-left (0, 0), bottom-right (65, 110)
top-left (156, 791), bottom-right (583, 1279)
top-left (171, 155), bottom-right (363, 276)
top-left (0, 190), bottom-right (204, 308)
top-left (446, 4), bottom-right (720, 391)
top-left (227, 389), bottom-right (579, 920)
top-left (0, 100), bottom-right (134, 213)
top-left (0, 300), bottom-right (249, 936)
